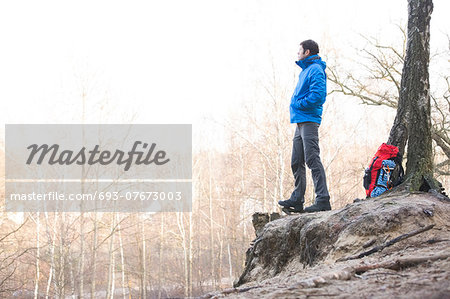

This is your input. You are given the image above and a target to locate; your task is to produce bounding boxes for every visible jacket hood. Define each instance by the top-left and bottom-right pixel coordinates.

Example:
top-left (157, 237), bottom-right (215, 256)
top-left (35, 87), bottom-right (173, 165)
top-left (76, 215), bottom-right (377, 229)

top-left (295, 54), bottom-right (326, 70)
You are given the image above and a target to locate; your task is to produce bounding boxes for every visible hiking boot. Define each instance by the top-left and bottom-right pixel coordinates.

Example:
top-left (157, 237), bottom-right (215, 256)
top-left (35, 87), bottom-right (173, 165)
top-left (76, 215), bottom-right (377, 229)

top-left (304, 201), bottom-right (331, 213)
top-left (282, 206), bottom-right (304, 214)
top-left (278, 199), bottom-right (303, 211)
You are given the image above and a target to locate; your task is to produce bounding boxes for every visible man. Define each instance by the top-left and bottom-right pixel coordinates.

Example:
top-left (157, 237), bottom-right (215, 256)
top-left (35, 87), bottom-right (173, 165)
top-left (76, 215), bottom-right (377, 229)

top-left (278, 39), bottom-right (331, 213)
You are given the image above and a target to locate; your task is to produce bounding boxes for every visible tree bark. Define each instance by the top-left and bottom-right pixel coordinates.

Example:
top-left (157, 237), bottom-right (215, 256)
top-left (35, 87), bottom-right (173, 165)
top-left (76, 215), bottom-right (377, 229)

top-left (117, 215), bottom-right (127, 299)
top-left (141, 218), bottom-right (147, 299)
top-left (404, 0), bottom-right (434, 190)
top-left (158, 213), bottom-right (165, 299)
top-left (387, 89), bottom-right (409, 157)
top-left (58, 212), bottom-right (66, 297)
top-left (188, 211), bottom-right (193, 297)
top-left (176, 212), bottom-right (189, 297)
top-left (208, 152), bottom-right (216, 289)
top-left (69, 258), bottom-right (76, 298)
top-left (388, 0), bottom-right (434, 190)
top-left (106, 213), bottom-right (116, 299)
top-left (262, 160), bottom-right (267, 212)
top-left (45, 212), bottom-right (57, 299)
top-left (79, 211), bottom-right (85, 298)
top-left (90, 212), bottom-right (98, 299)
top-left (33, 213), bottom-right (40, 299)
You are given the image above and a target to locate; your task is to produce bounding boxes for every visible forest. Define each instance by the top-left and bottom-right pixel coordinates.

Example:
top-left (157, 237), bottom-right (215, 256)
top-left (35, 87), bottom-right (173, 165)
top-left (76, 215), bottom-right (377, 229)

top-left (1, 0), bottom-right (449, 298)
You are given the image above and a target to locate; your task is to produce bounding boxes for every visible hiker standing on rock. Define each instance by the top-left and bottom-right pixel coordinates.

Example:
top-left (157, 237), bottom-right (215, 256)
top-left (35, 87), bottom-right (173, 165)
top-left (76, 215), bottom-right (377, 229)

top-left (278, 40), bottom-right (331, 213)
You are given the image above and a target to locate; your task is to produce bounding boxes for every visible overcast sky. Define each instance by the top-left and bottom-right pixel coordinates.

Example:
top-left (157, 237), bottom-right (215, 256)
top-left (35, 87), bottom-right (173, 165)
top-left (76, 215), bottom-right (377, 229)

top-left (1, 0), bottom-right (448, 146)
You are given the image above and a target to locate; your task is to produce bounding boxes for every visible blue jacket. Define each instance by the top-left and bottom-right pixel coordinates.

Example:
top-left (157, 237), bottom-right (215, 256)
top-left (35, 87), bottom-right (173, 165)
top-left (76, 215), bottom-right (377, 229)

top-left (289, 55), bottom-right (327, 124)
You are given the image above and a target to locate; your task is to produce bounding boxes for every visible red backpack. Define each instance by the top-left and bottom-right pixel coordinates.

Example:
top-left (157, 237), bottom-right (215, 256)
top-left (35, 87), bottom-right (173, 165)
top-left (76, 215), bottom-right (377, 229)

top-left (363, 143), bottom-right (404, 198)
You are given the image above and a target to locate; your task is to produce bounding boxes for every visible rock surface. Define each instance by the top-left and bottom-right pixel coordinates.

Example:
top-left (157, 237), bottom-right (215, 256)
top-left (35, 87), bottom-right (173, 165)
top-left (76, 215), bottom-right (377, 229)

top-left (202, 192), bottom-right (450, 299)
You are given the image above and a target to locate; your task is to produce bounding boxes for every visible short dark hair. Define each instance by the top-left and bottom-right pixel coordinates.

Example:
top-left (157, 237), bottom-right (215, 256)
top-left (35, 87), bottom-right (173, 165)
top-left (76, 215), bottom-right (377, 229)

top-left (300, 40), bottom-right (319, 56)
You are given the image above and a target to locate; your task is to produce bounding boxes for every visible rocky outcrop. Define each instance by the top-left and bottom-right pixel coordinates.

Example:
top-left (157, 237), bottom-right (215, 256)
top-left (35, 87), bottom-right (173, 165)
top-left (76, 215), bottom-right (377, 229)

top-left (236, 192), bottom-right (449, 286)
top-left (251, 212), bottom-right (281, 238)
top-left (203, 192), bottom-right (450, 298)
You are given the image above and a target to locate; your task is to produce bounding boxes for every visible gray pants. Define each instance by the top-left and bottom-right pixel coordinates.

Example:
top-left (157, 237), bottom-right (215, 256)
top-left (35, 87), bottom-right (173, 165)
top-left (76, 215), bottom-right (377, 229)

top-left (290, 122), bottom-right (330, 204)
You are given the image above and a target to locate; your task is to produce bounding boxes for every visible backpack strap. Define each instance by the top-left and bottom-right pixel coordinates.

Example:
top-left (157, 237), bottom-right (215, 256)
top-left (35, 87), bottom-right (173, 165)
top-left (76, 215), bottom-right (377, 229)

top-left (396, 164), bottom-right (405, 184)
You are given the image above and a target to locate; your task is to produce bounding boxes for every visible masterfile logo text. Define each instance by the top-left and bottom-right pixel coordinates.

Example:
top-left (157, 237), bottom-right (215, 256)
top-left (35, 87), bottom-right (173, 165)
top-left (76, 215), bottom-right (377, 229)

top-left (26, 141), bottom-right (170, 171)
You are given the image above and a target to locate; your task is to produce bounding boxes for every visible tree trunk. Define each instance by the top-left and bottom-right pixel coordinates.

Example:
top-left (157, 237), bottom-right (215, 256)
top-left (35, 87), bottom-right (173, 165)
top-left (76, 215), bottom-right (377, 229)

top-left (90, 211), bottom-right (98, 299)
top-left (158, 213), bottom-right (164, 299)
top-left (117, 215), bottom-right (127, 299)
top-left (179, 212), bottom-right (189, 297)
top-left (34, 212), bottom-right (40, 299)
top-left (79, 210), bottom-right (85, 299)
top-left (58, 212), bottom-right (66, 297)
top-left (388, 0), bottom-right (434, 190)
top-left (45, 212), bottom-right (58, 299)
top-left (387, 90), bottom-right (409, 157)
top-left (262, 160), bottom-right (267, 212)
top-left (111, 247), bottom-right (116, 299)
top-left (79, 119), bottom-right (85, 299)
top-left (403, 0), bottom-right (434, 190)
top-left (218, 230), bottom-right (223, 288)
top-left (188, 211), bottom-right (193, 297)
top-left (106, 213), bottom-right (116, 299)
top-left (208, 152), bottom-right (216, 289)
top-left (141, 218), bottom-right (147, 299)
top-left (69, 258), bottom-right (76, 298)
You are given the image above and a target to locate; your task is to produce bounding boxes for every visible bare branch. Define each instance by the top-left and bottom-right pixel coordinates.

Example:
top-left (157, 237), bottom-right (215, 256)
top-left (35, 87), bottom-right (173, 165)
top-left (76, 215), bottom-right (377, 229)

top-left (0, 218), bottom-right (29, 243)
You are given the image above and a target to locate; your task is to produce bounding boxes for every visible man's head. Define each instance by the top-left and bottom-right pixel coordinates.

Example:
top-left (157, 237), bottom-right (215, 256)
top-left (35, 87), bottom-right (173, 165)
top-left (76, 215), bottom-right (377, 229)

top-left (298, 40), bottom-right (319, 61)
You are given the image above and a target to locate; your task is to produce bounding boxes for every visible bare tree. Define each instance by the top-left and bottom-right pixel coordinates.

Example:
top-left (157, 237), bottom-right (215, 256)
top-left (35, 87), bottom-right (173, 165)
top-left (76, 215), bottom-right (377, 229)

top-left (158, 213), bottom-right (165, 299)
top-left (106, 213), bottom-right (116, 299)
top-left (328, 1), bottom-right (448, 187)
top-left (397, 0), bottom-right (435, 190)
top-left (208, 152), bottom-right (216, 289)
top-left (45, 212), bottom-right (57, 299)
top-left (31, 213), bottom-right (40, 299)
top-left (117, 214), bottom-right (127, 299)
